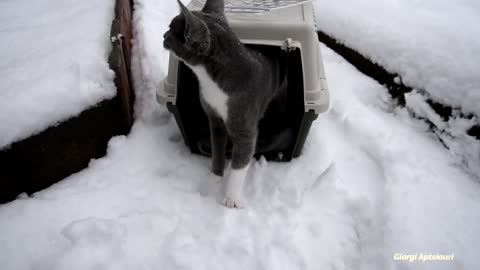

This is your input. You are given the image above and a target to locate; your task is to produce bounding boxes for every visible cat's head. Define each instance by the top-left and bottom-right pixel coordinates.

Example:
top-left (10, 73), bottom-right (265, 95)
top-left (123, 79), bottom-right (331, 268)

top-left (163, 0), bottom-right (225, 65)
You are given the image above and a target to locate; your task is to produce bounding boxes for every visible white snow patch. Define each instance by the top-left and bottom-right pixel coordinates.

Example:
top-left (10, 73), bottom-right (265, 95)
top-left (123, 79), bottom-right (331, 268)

top-left (405, 90), bottom-right (480, 177)
top-left (393, 76), bottom-right (401, 85)
top-left (405, 90), bottom-right (446, 130)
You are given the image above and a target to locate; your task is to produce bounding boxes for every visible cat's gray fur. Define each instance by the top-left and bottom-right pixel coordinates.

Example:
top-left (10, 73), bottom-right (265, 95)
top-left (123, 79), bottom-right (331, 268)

top-left (163, 0), bottom-right (284, 207)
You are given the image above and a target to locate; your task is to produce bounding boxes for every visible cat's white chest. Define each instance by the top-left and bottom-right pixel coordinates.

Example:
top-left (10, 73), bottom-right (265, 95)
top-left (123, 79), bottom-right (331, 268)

top-left (188, 64), bottom-right (229, 122)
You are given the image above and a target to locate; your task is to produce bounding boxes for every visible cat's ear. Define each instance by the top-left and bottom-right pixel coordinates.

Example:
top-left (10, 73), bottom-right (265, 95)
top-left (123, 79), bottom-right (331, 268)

top-left (177, 0), bottom-right (211, 54)
top-left (202, 0), bottom-right (225, 14)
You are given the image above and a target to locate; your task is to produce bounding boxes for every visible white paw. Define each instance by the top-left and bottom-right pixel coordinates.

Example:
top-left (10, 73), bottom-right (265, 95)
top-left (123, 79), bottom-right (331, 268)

top-left (222, 195), bottom-right (245, 208)
top-left (222, 166), bottom-right (249, 208)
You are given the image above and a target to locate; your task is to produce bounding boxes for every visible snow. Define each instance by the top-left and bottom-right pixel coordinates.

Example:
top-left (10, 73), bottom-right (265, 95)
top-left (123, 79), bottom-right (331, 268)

top-left (405, 90), bottom-right (480, 177)
top-left (0, 0), bottom-right (117, 148)
top-left (405, 90), bottom-right (447, 130)
top-left (312, 0), bottom-right (480, 117)
top-left (0, 0), bottom-right (479, 269)
top-left (1, 1), bottom-right (479, 269)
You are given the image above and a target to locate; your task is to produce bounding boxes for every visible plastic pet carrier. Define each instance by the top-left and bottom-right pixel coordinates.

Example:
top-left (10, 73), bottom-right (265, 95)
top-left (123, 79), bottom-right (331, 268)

top-left (157, 0), bottom-right (329, 161)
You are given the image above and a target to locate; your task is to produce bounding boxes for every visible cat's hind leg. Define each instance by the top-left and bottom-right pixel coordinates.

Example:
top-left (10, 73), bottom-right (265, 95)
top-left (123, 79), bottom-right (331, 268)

top-left (223, 127), bottom-right (256, 208)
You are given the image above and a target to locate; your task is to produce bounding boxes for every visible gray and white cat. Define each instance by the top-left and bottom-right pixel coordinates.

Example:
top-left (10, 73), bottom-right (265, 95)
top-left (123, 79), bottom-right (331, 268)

top-left (163, 0), bottom-right (285, 208)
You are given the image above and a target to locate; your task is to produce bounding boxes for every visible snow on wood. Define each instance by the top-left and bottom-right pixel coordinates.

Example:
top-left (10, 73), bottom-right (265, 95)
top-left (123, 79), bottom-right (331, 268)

top-left (313, 0), bottom-right (480, 117)
top-left (0, 0), bottom-right (117, 148)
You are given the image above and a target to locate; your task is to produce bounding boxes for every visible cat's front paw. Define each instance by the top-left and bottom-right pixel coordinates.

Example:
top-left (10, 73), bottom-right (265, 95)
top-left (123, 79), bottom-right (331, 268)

top-left (222, 195), bottom-right (245, 208)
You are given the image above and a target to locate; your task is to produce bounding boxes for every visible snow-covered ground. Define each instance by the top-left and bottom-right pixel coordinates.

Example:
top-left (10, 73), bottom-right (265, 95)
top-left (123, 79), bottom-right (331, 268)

top-left (313, 0), bottom-right (480, 117)
top-left (313, 0), bottom-right (480, 178)
top-left (1, 1), bottom-right (479, 269)
top-left (0, 0), bottom-right (116, 148)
